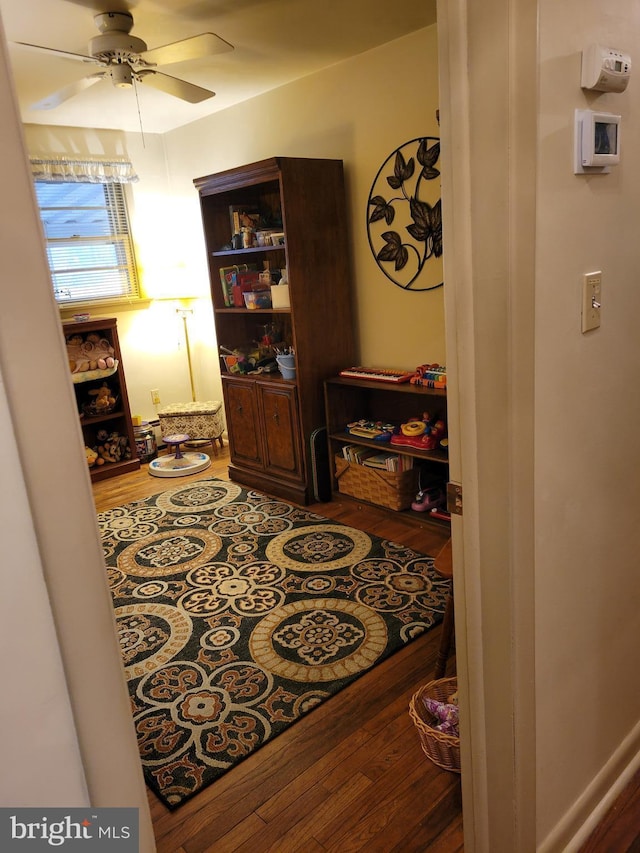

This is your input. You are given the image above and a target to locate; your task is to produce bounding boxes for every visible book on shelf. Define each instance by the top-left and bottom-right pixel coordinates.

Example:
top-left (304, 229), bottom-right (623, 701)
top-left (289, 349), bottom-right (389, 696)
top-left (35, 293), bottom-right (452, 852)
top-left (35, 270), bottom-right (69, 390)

top-left (363, 452), bottom-right (399, 471)
top-left (219, 263), bottom-right (257, 307)
top-left (229, 204), bottom-right (261, 236)
top-left (341, 445), bottom-right (414, 472)
top-left (341, 444), bottom-right (377, 465)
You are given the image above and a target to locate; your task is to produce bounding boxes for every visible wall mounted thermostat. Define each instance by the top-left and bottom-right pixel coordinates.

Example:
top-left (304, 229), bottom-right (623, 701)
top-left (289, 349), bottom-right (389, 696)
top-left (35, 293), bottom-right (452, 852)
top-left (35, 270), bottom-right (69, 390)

top-left (581, 44), bottom-right (631, 93)
top-left (574, 109), bottom-right (621, 174)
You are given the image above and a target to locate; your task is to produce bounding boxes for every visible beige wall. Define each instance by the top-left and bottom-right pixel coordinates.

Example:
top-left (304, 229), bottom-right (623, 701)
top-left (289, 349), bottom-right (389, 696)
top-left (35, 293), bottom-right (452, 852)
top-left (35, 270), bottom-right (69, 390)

top-left (535, 1), bottom-right (640, 847)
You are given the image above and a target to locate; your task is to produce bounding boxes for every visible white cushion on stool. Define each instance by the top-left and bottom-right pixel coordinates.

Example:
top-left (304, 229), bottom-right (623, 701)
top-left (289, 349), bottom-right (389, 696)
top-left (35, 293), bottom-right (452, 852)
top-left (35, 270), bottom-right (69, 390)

top-left (158, 401), bottom-right (224, 440)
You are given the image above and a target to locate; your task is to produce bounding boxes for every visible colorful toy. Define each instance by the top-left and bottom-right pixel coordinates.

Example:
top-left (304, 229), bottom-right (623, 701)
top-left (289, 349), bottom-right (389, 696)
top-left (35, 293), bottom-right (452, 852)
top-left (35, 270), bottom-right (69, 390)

top-left (346, 419), bottom-right (395, 441)
top-left (411, 484), bottom-right (446, 513)
top-left (409, 363), bottom-right (447, 388)
top-left (390, 412), bottom-right (447, 451)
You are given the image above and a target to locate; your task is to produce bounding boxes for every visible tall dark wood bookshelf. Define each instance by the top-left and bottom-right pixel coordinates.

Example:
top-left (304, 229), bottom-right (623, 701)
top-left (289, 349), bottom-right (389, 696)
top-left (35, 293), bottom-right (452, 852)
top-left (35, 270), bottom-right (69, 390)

top-left (194, 157), bottom-right (355, 504)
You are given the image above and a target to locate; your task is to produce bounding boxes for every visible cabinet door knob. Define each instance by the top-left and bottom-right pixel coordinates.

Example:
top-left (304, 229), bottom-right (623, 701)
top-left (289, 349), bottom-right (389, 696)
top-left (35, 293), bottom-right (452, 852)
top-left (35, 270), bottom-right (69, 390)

top-left (237, 404), bottom-right (243, 413)
top-left (273, 411), bottom-right (280, 425)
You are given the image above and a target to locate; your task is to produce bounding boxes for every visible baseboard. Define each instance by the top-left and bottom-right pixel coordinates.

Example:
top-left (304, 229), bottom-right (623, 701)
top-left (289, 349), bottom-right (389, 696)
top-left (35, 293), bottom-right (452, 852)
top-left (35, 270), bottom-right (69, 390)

top-left (538, 718), bottom-right (640, 852)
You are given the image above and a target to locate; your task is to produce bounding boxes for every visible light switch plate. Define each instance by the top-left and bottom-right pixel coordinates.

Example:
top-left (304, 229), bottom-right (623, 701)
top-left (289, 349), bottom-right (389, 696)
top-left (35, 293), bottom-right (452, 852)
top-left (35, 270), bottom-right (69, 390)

top-left (582, 271), bottom-right (602, 333)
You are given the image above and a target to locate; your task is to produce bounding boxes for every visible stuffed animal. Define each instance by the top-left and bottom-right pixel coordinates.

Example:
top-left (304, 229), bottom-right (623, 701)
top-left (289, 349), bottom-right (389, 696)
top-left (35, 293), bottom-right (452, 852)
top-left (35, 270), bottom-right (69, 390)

top-left (423, 697), bottom-right (459, 736)
top-left (66, 332), bottom-right (115, 373)
top-left (88, 383), bottom-right (116, 413)
top-left (81, 334), bottom-right (115, 371)
top-left (85, 446), bottom-right (98, 468)
top-left (95, 429), bottom-right (130, 464)
top-left (66, 334), bottom-right (90, 373)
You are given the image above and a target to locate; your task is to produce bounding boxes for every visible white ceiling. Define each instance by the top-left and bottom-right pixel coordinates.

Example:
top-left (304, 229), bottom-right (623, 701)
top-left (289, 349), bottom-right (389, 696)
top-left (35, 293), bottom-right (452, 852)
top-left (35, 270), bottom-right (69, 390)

top-left (0, 0), bottom-right (437, 134)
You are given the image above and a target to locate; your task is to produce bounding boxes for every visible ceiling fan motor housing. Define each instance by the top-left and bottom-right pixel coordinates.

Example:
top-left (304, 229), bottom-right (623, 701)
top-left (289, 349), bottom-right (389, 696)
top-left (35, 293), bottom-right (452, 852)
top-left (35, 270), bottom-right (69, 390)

top-left (89, 33), bottom-right (148, 62)
top-left (94, 12), bottom-right (134, 35)
top-left (89, 13), bottom-right (148, 64)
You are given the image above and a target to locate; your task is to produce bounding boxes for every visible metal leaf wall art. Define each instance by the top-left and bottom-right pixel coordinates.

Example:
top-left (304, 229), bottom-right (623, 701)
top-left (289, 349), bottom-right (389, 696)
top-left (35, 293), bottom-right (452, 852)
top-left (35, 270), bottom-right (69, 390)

top-left (367, 136), bottom-right (442, 291)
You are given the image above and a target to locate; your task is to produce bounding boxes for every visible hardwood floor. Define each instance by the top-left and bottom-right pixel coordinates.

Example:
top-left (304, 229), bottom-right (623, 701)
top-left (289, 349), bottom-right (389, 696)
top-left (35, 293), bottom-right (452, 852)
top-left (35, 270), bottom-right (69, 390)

top-left (92, 447), bottom-right (463, 852)
top-left (578, 768), bottom-right (640, 853)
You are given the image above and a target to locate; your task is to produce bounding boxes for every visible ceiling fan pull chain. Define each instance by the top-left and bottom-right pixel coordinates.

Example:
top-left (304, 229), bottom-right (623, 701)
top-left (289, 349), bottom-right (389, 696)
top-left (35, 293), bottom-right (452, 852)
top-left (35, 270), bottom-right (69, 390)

top-left (133, 77), bottom-right (146, 150)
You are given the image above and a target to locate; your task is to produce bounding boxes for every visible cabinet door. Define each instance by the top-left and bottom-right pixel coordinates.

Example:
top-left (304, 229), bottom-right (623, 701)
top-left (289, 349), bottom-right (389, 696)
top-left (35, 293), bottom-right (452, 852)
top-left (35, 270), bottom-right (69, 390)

top-left (259, 384), bottom-right (303, 480)
top-left (225, 380), bottom-right (263, 468)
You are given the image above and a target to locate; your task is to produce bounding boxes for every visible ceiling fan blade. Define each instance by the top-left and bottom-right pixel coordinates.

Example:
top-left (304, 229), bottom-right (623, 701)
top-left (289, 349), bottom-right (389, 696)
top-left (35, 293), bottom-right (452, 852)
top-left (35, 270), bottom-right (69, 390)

top-left (140, 32), bottom-right (233, 66)
top-left (13, 41), bottom-right (101, 65)
top-left (138, 70), bottom-right (215, 103)
top-left (30, 74), bottom-right (106, 110)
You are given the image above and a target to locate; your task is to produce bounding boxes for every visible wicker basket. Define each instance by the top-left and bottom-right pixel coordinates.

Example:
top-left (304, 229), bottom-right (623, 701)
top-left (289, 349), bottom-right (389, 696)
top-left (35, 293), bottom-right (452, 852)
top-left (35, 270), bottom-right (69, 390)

top-left (409, 677), bottom-right (461, 773)
top-left (334, 455), bottom-right (419, 511)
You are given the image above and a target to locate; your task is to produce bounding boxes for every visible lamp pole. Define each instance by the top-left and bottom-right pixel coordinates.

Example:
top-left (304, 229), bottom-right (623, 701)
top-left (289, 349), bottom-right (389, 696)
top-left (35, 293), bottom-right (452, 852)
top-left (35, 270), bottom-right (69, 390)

top-left (176, 307), bottom-right (196, 402)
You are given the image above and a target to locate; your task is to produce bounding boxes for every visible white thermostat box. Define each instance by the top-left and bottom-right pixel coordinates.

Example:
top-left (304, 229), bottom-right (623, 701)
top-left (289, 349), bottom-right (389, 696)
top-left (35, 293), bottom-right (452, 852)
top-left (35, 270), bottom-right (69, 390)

top-left (574, 109), bottom-right (621, 174)
top-left (581, 44), bottom-right (631, 93)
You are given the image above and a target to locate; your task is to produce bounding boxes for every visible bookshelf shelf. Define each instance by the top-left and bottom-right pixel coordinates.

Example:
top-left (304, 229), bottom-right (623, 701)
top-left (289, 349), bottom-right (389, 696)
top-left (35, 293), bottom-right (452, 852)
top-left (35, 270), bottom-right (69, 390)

top-left (324, 376), bottom-right (450, 528)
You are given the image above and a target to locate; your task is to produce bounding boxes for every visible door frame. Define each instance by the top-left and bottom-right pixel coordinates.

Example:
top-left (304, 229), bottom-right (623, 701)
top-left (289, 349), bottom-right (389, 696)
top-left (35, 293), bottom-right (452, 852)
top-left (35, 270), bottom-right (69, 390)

top-left (437, 1), bottom-right (538, 849)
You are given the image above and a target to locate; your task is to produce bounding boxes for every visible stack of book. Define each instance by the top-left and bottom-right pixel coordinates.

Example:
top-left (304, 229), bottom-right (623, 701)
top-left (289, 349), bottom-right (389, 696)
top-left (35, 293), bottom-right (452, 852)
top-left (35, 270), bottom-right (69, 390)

top-left (341, 445), bottom-right (413, 472)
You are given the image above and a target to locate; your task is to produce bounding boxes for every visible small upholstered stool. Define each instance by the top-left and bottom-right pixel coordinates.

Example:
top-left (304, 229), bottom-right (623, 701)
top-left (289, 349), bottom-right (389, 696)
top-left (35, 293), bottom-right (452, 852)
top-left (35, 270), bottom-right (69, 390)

top-left (158, 401), bottom-right (225, 456)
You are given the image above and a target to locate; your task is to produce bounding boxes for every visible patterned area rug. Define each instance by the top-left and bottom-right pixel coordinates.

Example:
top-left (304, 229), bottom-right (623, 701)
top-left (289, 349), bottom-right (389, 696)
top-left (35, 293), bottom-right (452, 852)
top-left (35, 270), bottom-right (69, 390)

top-left (98, 478), bottom-right (450, 809)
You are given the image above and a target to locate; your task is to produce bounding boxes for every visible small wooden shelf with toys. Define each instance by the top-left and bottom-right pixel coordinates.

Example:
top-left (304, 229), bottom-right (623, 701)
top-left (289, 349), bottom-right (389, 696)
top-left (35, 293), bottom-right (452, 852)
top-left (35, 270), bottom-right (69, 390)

top-left (324, 365), bottom-right (450, 528)
top-left (63, 317), bottom-right (140, 481)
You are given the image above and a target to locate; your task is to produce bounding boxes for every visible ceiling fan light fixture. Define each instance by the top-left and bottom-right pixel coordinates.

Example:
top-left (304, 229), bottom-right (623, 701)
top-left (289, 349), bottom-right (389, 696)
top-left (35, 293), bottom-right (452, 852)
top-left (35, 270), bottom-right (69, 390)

top-left (110, 64), bottom-right (133, 89)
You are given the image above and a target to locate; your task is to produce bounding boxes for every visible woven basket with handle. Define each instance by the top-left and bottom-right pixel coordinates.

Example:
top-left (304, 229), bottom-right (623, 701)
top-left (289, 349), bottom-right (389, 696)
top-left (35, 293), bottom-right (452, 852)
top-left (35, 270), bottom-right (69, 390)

top-left (334, 455), bottom-right (419, 511)
top-left (409, 676), bottom-right (460, 773)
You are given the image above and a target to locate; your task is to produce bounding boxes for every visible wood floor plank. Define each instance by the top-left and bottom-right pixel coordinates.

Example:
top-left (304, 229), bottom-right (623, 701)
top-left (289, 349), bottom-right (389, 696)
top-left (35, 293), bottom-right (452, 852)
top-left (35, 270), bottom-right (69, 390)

top-left (254, 725), bottom-right (373, 823)
top-left (189, 782), bottom-right (331, 853)
top-left (322, 713), bottom-right (415, 794)
top-left (366, 772), bottom-right (462, 852)
top-left (317, 754), bottom-right (454, 851)
top-left (195, 812), bottom-right (266, 853)
top-left (398, 811), bottom-right (465, 853)
top-left (240, 774), bottom-right (373, 853)
top-left (264, 775), bottom-right (373, 853)
top-left (579, 768), bottom-right (640, 853)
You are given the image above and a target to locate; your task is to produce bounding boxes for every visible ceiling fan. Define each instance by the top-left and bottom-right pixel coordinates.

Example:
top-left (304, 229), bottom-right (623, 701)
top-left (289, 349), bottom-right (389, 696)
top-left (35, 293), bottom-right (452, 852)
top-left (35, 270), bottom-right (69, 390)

top-left (15, 10), bottom-right (234, 109)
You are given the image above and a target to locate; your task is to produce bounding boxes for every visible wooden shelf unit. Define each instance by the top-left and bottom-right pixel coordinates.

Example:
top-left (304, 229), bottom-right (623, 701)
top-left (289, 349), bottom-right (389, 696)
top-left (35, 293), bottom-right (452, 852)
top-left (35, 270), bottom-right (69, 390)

top-left (63, 317), bottom-right (140, 482)
top-left (324, 375), bottom-right (450, 528)
top-left (194, 157), bottom-right (355, 505)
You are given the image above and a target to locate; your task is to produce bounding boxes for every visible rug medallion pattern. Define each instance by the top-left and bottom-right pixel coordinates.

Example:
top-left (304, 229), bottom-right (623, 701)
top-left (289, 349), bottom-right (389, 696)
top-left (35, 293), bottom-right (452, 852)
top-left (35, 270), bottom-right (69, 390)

top-left (99, 478), bottom-right (450, 808)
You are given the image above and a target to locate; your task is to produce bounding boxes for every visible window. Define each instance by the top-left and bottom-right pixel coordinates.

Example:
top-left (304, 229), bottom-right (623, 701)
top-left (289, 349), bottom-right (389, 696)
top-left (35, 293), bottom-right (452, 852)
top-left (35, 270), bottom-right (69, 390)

top-left (34, 177), bottom-right (140, 306)
top-left (30, 155), bottom-right (141, 305)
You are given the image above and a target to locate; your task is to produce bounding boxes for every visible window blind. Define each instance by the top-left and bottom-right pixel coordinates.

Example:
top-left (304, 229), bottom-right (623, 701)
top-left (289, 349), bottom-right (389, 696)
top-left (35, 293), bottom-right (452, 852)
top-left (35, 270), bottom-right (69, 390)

top-left (32, 158), bottom-right (140, 305)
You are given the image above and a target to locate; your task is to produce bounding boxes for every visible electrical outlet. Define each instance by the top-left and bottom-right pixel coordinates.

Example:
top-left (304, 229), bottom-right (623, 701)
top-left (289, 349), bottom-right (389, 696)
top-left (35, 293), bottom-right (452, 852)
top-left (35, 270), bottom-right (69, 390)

top-left (582, 271), bottom-right (602, 333)
top-left (151, 389), bottom-right (161, 405)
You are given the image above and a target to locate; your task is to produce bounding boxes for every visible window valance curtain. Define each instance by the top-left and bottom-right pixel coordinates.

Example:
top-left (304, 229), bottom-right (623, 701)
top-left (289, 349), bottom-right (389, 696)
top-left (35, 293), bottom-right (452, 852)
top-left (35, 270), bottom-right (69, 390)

top-left (29, 156), bottom-right (139, 184)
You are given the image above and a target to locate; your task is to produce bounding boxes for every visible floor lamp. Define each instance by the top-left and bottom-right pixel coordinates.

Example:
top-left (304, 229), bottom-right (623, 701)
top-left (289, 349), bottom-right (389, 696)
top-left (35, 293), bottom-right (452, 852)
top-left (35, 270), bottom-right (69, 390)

top-left (176, 305), bottom-right (196, 402)
top-left (149, 301), bottom-right (211, 478)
